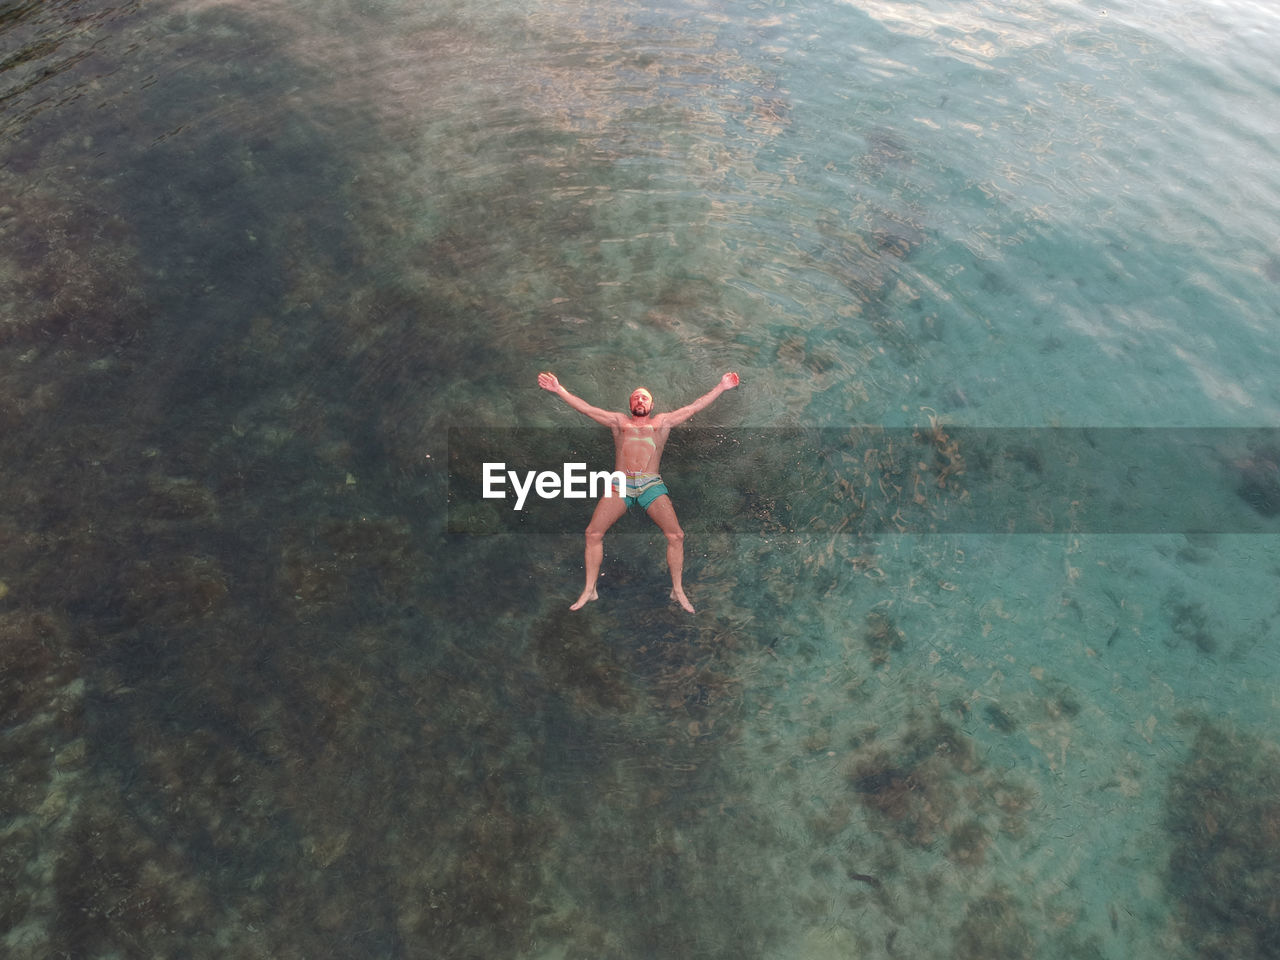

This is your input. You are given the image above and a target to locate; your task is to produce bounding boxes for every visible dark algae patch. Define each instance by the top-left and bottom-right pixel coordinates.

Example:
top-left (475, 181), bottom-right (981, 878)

top-left (846, 710), bottom-right (1034, 860)
top-left (864, 608), bottom-right (906, 666)
top-left (952, 885), bottom-right (1034, 960)
top-left (1165, 721), bottom-right (1280, 960)
top-left (1162, 592), bottom-right (1219, 655)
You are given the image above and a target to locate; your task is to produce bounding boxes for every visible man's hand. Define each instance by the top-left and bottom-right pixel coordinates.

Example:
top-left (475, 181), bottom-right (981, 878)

top-left (660, 371), bottom-right (741, 426)
top-left (538, 372), bottom-right (562, 393)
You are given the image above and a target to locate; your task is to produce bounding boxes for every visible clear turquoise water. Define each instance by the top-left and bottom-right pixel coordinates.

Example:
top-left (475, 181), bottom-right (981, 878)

top-left (3, 0), bottom-right (1280, 957)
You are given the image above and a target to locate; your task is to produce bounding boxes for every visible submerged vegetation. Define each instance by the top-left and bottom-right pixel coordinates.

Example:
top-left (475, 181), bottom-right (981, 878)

top-left (1165, 722), bottom-right (1280, 960)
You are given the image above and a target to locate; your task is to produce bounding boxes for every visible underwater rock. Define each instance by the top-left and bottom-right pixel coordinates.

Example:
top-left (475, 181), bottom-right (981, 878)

top-left (1165, 722), bottom-right (1280, 959)
top-left (1232, 446), bottom-right (1280, 517)
top-left (863, 609), bottom-right (904, 666)
top-left (1161, 592), bottom-right (1217, 655)
top-left (947, 819), bottom-right (991, 867)
top-left (848, 713), bottom-right (976, 849)
top-left (983, 703), bottom-right (1018, 734)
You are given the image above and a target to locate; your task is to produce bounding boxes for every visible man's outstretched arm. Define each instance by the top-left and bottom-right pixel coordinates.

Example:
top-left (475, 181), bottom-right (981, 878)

top-left (661, 372), bottom-right (740, 427)
top-left (538, 372), bottom-right (622, 427)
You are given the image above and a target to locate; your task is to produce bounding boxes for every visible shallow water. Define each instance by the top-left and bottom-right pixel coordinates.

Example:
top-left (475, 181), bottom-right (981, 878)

top-left (3, 0), bottom-right (1280, 957)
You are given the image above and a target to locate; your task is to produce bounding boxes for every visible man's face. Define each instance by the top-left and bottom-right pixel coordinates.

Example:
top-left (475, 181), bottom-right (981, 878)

top-left (629, 388), bottom-right (653, 417)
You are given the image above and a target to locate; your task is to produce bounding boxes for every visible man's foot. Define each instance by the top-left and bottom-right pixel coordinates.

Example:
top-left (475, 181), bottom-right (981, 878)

top-left (671, 587), bottom-right (695, 614)
top-left (569, 588), bottom-right (598, 611)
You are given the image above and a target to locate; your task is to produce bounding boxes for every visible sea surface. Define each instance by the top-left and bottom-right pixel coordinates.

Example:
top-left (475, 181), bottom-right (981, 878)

top-left (3, 0), bottom-right (1280, 957)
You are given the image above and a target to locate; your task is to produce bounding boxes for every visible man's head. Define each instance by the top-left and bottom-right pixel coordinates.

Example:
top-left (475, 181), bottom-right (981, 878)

top-left (629, 388), bottom-right (654, 417)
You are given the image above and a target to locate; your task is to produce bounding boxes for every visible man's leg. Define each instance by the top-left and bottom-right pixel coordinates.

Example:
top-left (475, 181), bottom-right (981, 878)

top-left (644, 495), bottom-right (694, 613)
top-left (571, 494), bottom-right (628, 610)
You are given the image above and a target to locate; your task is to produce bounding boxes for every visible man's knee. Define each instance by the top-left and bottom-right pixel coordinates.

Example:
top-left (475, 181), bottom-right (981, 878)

top-left (585, 526), bottom-right (607, 544)
top-left (665, 526), bottom-right (684, 546)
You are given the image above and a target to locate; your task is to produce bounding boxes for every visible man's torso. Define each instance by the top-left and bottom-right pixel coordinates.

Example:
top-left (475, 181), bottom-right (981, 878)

top-left (612, 419), bottom-right (669, 474)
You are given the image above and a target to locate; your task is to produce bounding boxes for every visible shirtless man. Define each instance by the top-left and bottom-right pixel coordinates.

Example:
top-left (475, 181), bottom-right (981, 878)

top-left (538, 370), bottom-right (740, 613)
